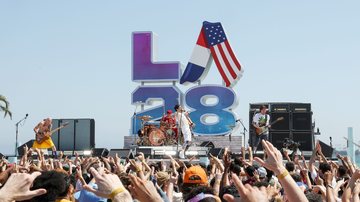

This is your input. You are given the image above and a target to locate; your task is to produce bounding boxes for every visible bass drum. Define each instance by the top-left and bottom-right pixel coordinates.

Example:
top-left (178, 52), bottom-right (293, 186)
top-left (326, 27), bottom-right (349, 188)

top-left (148, 128), bottom-right (166, 146)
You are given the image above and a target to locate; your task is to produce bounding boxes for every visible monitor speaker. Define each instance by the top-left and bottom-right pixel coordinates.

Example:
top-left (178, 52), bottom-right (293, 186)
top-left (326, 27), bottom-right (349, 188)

top-left (318, 140), bottom-right (334, 158)
top-left (136, 148), bottom-right (153, 158)
top-left (92, 148), bottom-right (109, 157)
top-left (208, 148), bottom-right (224, 158)
top-left (109, 149), bottom-right (133, 159)
top-left (17, 139), bottom-right (35, 156)
top-left (200, 141), bottom-right (215, 149)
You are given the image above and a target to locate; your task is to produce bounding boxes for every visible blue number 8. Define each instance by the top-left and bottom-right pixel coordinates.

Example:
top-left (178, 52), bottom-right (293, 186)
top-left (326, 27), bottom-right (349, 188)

top-left (185, 85), bottom-right (236, 135)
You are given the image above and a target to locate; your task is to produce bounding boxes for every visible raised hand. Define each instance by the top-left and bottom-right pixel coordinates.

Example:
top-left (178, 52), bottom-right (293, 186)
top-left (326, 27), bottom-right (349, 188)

top-left (254, 140), bottom-right (285, 175)
top-left (83, 167), bottom-right (130, 201)
top-left (324, 171), bottom-right (333, 186)
top-left (223, 173), bottom-right (268, 202)
top-left (128, 174), bottom-right (163, 202)
top-left (0, 172), bottom-right (47, 201)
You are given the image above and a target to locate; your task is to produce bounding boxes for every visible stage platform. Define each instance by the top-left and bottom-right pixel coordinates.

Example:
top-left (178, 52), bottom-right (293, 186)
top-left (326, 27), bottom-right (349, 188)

top-left (123, 135), bottom-right (244, 153)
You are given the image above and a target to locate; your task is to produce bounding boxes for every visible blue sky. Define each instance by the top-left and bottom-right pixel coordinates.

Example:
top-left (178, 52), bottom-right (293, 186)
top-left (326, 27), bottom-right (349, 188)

top-left (1, 1), bottom-right (359, 155)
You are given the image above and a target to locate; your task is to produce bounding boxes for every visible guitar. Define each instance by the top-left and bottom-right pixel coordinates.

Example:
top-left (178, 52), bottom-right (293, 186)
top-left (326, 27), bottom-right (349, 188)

top-left (35, 122), bottom-right (69, 144)
top-left (255, 117), bottom-right (284, 136)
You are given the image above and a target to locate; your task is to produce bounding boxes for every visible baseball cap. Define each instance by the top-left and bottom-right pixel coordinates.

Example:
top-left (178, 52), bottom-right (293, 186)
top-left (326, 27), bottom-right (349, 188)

top-left (183, 166), bottom-right (208, 185)
top-left (257, 167), bottom-right (267, 178)
top-left (167, 110), bottom-right (173, 114)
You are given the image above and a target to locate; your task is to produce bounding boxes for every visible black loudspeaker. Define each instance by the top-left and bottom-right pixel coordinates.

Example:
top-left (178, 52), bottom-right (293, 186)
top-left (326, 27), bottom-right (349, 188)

top-left (318, 140), bottom-right (334, 158)
top-left (292, 131), bottom-right (314, 151)
top-left (92, 148), bottom-right (109, 157)
top-left (270, 113), bottom-right (290, 130)
top-left (271, 103), bottom-right (290, 112)
top-left (292, 113), bottom-right (312, 131)
top-left (109, 149), bottom-right (133, 159)
top-left (291, 103), bottom-right (311, 112)
top-left (200, 141), bottom-right (215, 149)
top-left (136, 148), bottom-right (153, 158)
top-left (52, 119), bottom-right (95, 151)
top-left (208, 148), bottom-right (224, 158)
top-left (17, 139), bottom-right (35, 156)
top-left (270, 132), bottom-right (290, 150)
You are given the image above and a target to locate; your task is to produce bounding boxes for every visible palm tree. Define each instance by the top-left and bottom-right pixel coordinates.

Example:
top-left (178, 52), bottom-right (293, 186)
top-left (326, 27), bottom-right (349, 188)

top-left (0, 95), bottom-right (12, 119)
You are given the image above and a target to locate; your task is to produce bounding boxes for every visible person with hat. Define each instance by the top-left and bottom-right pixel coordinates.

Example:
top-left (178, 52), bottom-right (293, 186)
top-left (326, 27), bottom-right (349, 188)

top-left (161, 109), bottom-right (178, 141)
top-left (181, 166), bottom-right (208, 198)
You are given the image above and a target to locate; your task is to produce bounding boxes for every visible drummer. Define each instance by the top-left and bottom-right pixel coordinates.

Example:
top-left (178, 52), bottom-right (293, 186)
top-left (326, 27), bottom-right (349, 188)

top-left (161, 110), bottom-right (177, 137)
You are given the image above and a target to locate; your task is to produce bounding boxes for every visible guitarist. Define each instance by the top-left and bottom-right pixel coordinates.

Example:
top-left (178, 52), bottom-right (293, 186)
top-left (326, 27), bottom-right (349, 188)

top-left (252, 105), bottom-right (271, 154)
top-left (32, 117), bottom-right (57, 156)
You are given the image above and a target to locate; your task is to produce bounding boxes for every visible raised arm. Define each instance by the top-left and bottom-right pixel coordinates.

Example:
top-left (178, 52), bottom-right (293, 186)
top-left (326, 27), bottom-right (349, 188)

top-left (254, 140), bottom-right (308, 202)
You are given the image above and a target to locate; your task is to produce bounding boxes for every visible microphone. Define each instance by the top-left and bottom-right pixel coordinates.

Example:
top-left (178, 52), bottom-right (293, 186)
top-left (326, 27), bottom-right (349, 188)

top-left (235, 119), bottom-right (241, 122)
top-left (25, 114), bottom-right (29, 118)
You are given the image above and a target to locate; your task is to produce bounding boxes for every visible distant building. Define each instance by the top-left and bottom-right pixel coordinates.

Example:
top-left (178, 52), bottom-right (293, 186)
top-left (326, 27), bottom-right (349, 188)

top-left (347, 127), bottom-right (355, 162)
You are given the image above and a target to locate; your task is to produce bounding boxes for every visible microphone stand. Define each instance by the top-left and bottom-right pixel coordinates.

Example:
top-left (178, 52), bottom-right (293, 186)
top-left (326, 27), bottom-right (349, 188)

top-left (133, 104), bottom-right (139, 146)
top-left (15, 114), bottom-right (28, 156)
top-left (238, 119), bottom-right (248, 147)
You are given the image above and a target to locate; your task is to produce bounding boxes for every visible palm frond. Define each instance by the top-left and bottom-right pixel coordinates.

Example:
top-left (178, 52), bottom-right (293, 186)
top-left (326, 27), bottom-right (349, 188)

top-left (0, 95), bottom-right (12, 119)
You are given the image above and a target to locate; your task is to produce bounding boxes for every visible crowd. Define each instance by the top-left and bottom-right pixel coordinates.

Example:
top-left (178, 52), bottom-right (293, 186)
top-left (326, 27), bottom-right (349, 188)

top-left (0, 140), bottom-right (360, 202)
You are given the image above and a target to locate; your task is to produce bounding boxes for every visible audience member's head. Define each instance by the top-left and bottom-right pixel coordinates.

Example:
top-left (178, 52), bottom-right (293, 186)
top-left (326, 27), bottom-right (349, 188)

top-left (285, 162), bottom-right (295, 173)
top-left (245, 166), bottom-right (256, 177)
top-left (29, 171), bottom-right (72, 202)
top-left (184, 186), bottom-right (219, 202)
top-left (182, 166), bottom-right (208, 194)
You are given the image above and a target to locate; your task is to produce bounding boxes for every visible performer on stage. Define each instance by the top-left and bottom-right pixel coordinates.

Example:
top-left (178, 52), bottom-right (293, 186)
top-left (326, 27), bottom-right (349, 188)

top-left (161, 109), bottom-right (177, 138)
top-left (174, 104), bottom-right (194, 158)
top-left (32, 117), bottom-right (57, 156)
top-left (252, 105), bottom-right (271, 154)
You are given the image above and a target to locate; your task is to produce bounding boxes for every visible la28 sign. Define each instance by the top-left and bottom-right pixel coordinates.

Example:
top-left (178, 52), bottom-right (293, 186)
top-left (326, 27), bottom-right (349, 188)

top-left (131, 28), bottom-right (242, 136)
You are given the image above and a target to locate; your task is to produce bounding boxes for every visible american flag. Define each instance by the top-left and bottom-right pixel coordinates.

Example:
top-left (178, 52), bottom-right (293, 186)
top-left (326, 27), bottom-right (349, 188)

top-left (203, 22), bottom-right (243, 87)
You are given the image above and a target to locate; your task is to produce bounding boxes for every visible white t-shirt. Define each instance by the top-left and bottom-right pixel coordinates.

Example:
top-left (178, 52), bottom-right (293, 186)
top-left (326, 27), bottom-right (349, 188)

top-left (175, 112), bottom-right (190, 129)
top-left (252, 113), bottom-right (270, 127)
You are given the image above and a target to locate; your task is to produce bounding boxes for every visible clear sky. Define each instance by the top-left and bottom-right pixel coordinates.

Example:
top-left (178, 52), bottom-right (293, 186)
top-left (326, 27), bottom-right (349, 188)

top-left (1, 1), bottom-right (359, 155)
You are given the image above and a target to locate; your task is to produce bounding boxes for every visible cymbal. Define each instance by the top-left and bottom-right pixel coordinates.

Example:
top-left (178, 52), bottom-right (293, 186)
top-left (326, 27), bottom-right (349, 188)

top-left (138, 115), bottom-right (152, 121)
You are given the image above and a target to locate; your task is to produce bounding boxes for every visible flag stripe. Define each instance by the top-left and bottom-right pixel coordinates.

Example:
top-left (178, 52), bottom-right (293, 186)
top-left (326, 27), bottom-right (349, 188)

top-left (213, 45), bottom-right (235, 84)
top-left (224, 41), bottom-right (241, 70)
top-left (196, 29), bottom-right (208, 47)
top-left (212, 46), bottom-right (234, 86)
top-left (189, 44), bottom-right (211, 67)
top-left (218, 43), bottom-right (237, 79)
top-left (220, 42), bottom-right (242, 77)
top-left (210, 47), bottom-right (231, 86)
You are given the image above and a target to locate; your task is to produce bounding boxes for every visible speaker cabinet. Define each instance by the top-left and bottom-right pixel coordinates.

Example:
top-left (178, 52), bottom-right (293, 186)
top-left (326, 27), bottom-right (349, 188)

top-left (52, 119), bottom-right (95, 151)
top-left (292, 113), bottom-right (312, 131)
top-left (290, 103), bottom-right (311, 112)
top-left (292, 131), bottom-right (314, 151)
top-left (270, 132), bottom-right (290, 150)
top-left (270, 113), bottom-right (290, 130)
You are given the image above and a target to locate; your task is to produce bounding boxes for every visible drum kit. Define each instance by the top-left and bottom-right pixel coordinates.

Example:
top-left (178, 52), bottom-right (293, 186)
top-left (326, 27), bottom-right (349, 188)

top-left (137, 115), bottom-right (178, 146)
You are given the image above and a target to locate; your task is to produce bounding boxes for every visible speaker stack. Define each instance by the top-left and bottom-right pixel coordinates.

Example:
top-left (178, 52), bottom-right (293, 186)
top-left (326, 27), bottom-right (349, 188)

top-left (249, 103), bottom-right (314, 152)
top-left (51, 119), bottom-right (95, 151)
